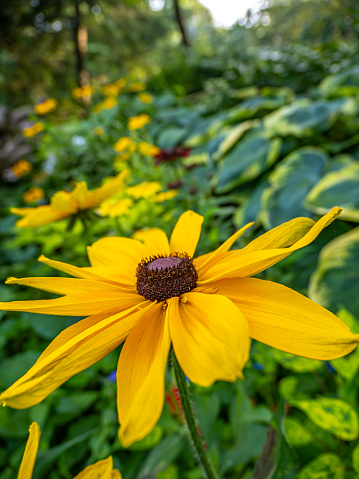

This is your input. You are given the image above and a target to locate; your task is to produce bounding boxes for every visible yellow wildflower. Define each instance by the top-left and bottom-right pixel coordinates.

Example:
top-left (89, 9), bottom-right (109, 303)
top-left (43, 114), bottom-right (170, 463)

top-left (137, 141), bottom-right (160, 157)
top-left (34, 98), bottom-right (57, 115)
top-left (126, 181), bottom-right (162, 199)
top-left (137, 92), bottom-right (153, 104)
top-left (113, 137), bottom-right (136, 154)
top-left (94, 126), bottom-right (105, 136)
top-left (22, 122), bottom-right (44, 138)
top-left (73, 85), bottom-right (93, 99)
top-left (23, 187), bottom-right (45, 204)
top-left (128, 114), bottom-right (151, 130)
top-left (103, 97), bottom-right (118, 109)
top-left (152, 190), bottom-right (178, 203)
top-left (0, 208), bottom-right (357, 448)
top-left (17, 422), bottom-right (121, 479)
top-left (11, 160), bottom-right (32, 177)
top-left (129, 82), bottom-right (146, 92)
top-left (10, 171), bottom-right (127, 228)
top-left (115, 78), bottom-right (127, 89)
top-left (101, 83), bottom-right (121, 97)
top-left (99, 198), bottom-right (133, 218)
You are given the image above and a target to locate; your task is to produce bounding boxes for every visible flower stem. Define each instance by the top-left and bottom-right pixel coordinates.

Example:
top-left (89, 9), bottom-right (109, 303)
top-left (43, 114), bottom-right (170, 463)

top-left (171, 351), bottom-right (218, 479)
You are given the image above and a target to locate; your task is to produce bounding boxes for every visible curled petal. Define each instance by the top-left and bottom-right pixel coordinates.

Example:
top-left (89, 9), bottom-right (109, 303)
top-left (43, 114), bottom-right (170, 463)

top-left (117, 302), bottom-right (171, 446)
top-left (1, 302), bottom-right (152, 409)
top-left (17, 422), bottom-right (40, 479)
top-left (73, 456), bottom-right (121, 479)
top-left (203, 277), bottom-right (359, 360)
top-left (168, 293), bottom-right (250, 387)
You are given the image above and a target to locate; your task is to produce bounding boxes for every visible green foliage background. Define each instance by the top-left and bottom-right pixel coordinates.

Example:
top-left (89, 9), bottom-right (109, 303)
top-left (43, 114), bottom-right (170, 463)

top-left (2, 0), bottom-right (359, 478)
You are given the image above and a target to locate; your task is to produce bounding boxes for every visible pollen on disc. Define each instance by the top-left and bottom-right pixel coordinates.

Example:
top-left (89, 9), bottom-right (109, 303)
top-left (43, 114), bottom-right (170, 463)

top-left (147, 257), bottom-right (182, 271)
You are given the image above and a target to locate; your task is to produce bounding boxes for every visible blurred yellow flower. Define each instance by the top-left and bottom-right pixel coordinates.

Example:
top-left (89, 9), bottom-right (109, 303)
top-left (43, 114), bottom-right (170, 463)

top-left (99, 198), bottom-right (133, 218)
top-left (152, 190), bottom-right (178, 203)
top-left (34, 98), bottom-right (57, 115)
top-left (137, 92), bottom-right (153, 104)
top-left (129, 82), bottom-right (146, 92)
top-left (115, 78), bottom-right (127, 89)
top-left (103, 97), bottom-right (118, 109)
top-left (101, 83), bottom-right (121, 97)
top-left (23, 187), bottom-right (45, 204)
top-left (11, 160), bottom-right (32, 177)
top-left (73, 85), bottom-right (93, 99)
top-left (22, 122), bottom-right (44, 138)
top-left (132, 227), bottom-right (164, 242)
top-left (128, 114), bottom-right (151, 130)
top-left (94, 126), bottom-right (105, 136)
top-left (113, 137), bottom-right (136, 153)
top-left (137, 141), bottom-right (160, 157)
top-left (126, 181), bottom-right (162, 199)
top-left (1, 208), bottom-right (356, 447)
top-left (11, 171), bottom-right (128, 228)
top-left (17, 422), bottom-right (121, 479)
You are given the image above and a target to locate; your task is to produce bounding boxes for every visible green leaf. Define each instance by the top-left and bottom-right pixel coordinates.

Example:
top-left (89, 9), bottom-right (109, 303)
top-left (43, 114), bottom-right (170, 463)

top-left (291, 397), bottom-right (359, 441)
top-left (261, 147), bottom-right (328, 229)
top-left (156, 127), bottom-right (188, 149)
top-left (212, 119), bottom-right (259, 161)
top-left (305, 162), bottom-right (359, 222)
top-left (330, 310), bottom-right (359, 380)
top-left (284, 417), bottom-right (314, 447)
top-left (353, 444), bottom-right (359, 472)
top-left (216, 135), bottom-right (282, 193)
top-left (273, 349), bottom-right (323, 373)
top-left (297, 453), bottom-right (345, 479)
top-left (309, 227), bottom-right (359, 317)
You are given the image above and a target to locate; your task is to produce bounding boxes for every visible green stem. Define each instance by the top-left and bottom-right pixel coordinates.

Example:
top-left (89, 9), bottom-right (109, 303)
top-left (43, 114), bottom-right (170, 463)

top-left (171, 351), bottom-right (218, 479)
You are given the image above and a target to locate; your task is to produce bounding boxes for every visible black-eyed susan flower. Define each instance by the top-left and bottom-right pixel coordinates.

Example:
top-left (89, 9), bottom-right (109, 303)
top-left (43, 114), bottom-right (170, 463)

top-left (17, 422), bottom-right (121, 479)
top-left (1, 208), bottom-right (358, 447)
top-left (11, 172), bottom-right (128, 228)
top-left (23, 187), bottom-right (45, 204)
top-left (22, 122), bottom-right (44, 138)
top-left (11, 159), bottom-right (33, 177)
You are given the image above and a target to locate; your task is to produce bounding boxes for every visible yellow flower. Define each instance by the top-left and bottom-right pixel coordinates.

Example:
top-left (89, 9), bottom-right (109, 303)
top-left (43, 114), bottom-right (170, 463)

top-left (128, 82), bottom-right (146, 92)
top-left (10, 172), bottom-right (127, 228)
top-left (152, 190), bottom-right (178, 203)
top-left (1, 207), bottom-right (358, 448)
top-left (101, 83), bottom-right (122, 97)
top-left (11, 160), bottom-right (32, 177)
top-left (73, 85), bottom-right (93, 99)
top-left (22, 122), bottom-right (44, 138)
top-left (137, 141), bottom-right (160, 157)
top-left (99, 198), bottom-right (133, 218)
top-left (115, 78), bottom-right (127, 89)
top-left (137, 92), bottom-right (153, 104)
top-left (23, 187), bottom-right (45, 204)
top-left (103, 97), bottom-right (118, 109)
top-left (126, 181), bottom-right (162, 199)
top-left (34, 98), bottom-right (57, 115)
top-left (128, 114), bottom-right (151, 130)
top-left (94, 126), bottom-right (105, 136)
top-left (17, 422), bottom-right (121, 479)
top-left (113, 137), bottom-right (136, 154)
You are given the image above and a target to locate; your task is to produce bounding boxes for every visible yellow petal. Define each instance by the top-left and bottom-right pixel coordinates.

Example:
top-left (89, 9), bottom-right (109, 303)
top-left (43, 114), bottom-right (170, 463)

top-left (17, 422), bottom-right (41, 479)
top-left (86, 171), bottom-right (128, 207)
top-left (117, 302), bottom-right (171, 447)
top-left (50, 191), bottom-right (78, 213)
top-left (73, 456), bottom-right (120, 479)
top-left (12, 205), bottom-right (69, 228)
top-left (133, 228), bottom-right (170, 256)
top-left (0, 290), bottom-right (141, 316)
top-left (204, 277), bottom-right (359, 360)
top-left (5, 277), bottom-right (126, 295)
top-left (195, 222), bottom-right (254, 271)
top-left (1, 302), bottom-right (152, 409)
top-left (169, 210), bottom-right (203, 257)
top-left (69, 182), bottom-right (90, 209)
top-left (168, 293), bottom-right (249, 387)
top-left (199, 207), bottom-right (342, 283)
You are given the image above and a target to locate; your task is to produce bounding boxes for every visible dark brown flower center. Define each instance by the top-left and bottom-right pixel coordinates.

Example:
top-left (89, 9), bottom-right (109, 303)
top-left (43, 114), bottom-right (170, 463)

top-left (136, 253), bottom-right (198, 302)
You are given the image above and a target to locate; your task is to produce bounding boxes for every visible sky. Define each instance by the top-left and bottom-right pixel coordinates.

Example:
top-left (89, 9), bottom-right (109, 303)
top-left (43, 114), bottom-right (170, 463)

top-left (197, 0), bottom-right (263, 28)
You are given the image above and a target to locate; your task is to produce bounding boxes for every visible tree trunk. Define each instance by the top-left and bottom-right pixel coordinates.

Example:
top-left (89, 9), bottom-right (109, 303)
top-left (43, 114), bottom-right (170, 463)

top-left (73, 1), bottom-right (90, 92)
top-left (173, 0), bottom-right (190, 47)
